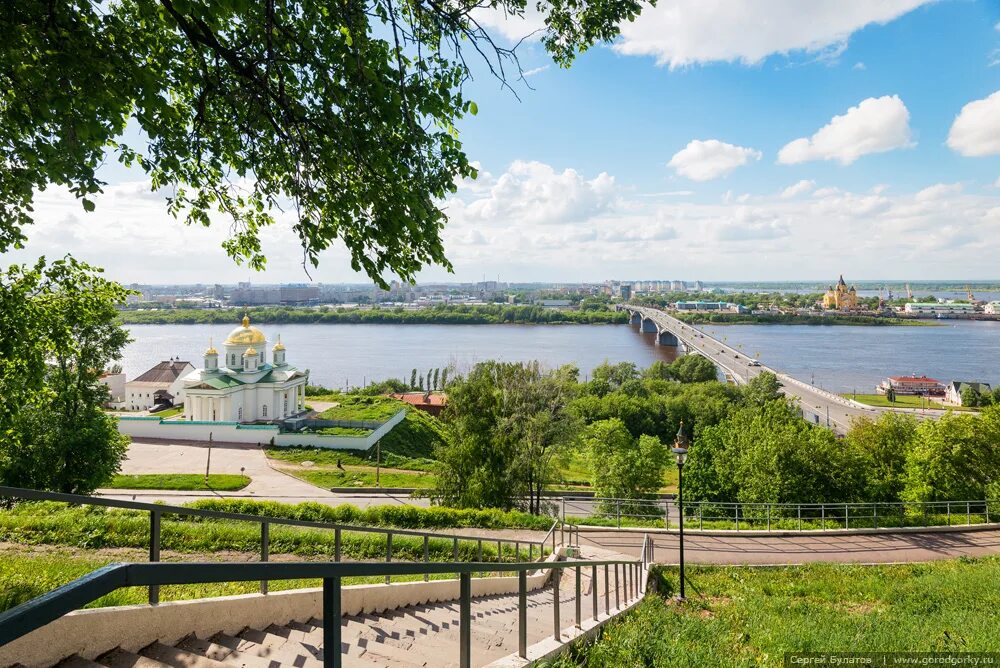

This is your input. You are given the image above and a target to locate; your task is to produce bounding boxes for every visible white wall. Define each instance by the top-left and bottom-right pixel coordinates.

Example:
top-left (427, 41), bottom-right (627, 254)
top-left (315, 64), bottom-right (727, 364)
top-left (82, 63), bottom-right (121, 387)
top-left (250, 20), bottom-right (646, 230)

top-left (116, 407), bottom-right (407, 449)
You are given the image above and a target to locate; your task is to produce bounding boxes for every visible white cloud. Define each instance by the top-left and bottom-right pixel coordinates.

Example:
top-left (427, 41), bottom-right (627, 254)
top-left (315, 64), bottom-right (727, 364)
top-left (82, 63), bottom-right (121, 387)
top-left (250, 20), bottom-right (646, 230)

top-left (614, 0), bottom-right (930, 68)
top-left (717, 209), bottom-right (790, 241)
top-left (457, 160), bottom-right (618, 225)
top-left (777, 95), bottom-right (913, 165)
top-left (995, 21), bottom-right (1000, 31)
top-left (853, 62), bottom-right (867, 70)
top-left (668, 140), bottom-right (761, 181)
top-left (947, 90), bottom-right (1000, 157)
top-left (781, 179), bottom-right (816, 199)
top-left (812, 187), bottom-right (842, 198)
top-left (915, 183), bottom-right (963, 202)
top-left (994, 177), bottom-right (1000, 188)
top-left (522, 65), bottom-right (550, 77)
top-left (469, 4), bottom-right (546, 42)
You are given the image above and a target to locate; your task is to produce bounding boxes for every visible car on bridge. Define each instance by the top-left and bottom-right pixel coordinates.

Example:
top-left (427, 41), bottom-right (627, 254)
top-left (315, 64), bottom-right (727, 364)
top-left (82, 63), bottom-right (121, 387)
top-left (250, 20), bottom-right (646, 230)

top-left (749, 359), bottom-right (761, 367)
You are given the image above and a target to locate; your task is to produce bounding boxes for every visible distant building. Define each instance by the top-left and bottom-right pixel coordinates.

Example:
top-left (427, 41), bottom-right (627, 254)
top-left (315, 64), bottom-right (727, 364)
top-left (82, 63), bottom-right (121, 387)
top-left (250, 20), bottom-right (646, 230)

top-left (822, 275), bottom-right (859, 311)
top-left (983, 302), bottom-right (1000, 315)
top-left (389, 392), bottom-right (447, 417)
top-left (674, 301), bottom-right (748, 313)
top-left (100, 372), bottom-right (126, 407)
top-left (182, 315), bottom-right (308, 422)
top-left (535, 299), bottom-right (572, 308)
top-left (903, 303), bottom-right (977, 317)
top-left (619, 284), bottom-right (632, 300)
top-left (126, 360), bottom-right (195, 411)
top-left (877, 375), bottom-right (945, 397)
top-left (945, 381), bottom-right (993, 405)
top-left (670, 280), bottom-right (687, 291)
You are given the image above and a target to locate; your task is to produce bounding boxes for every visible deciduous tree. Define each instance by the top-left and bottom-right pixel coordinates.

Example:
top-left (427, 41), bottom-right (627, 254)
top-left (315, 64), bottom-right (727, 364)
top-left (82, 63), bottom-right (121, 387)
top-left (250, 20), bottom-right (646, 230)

top-left (0, 257), bottom-right (131, 493)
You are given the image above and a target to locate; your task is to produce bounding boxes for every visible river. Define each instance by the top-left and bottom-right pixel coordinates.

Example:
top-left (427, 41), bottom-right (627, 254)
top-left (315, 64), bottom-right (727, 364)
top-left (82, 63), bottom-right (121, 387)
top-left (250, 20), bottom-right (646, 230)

top-left (122, 323), bottom-right (680, 389)
top-left (122, 319), bottom-right (1000, 394)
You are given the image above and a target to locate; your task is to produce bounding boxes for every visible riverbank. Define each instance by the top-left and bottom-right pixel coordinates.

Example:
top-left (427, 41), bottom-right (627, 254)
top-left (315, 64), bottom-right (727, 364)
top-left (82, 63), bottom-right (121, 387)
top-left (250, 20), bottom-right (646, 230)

top-left (675, 312), bottom-right (935, 326)
top-left (118, 304), bottom-right (628, 325)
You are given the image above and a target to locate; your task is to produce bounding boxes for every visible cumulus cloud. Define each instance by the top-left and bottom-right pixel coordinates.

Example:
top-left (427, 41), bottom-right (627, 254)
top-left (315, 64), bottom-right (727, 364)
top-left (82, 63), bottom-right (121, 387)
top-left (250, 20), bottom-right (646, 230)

top-left (915, 183), bottom-right (963, 202)
top-left (614, 0), bottom-right (929, 68)
top-left (781, 180), bottom-right (816, 199)
top-left (947, 90), bottom-right (1000, 157)
top-left (460, 160), bottom-right (617, 224)
top-left (778, 95), bottom-right (913, 165)
top-left (668, 140), bottom-right (761, 181)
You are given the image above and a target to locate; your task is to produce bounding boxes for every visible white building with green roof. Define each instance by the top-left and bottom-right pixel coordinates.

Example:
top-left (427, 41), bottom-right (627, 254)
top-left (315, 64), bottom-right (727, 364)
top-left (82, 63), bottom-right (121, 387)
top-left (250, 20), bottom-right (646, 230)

top-left (182, 314), bottom-right (308, 423)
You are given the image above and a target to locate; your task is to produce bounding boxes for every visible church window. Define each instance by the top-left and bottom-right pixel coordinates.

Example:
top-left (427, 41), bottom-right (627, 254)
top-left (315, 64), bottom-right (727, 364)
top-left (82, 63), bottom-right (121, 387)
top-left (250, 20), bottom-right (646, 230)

top-left (231, 354), bottom-right (237, 366)
top-left (262, 404), bottom-right (268, 417)
top-left (238, 407), bottom-right (243, 420)
top-left (284, 395), bottom-right (288, 414)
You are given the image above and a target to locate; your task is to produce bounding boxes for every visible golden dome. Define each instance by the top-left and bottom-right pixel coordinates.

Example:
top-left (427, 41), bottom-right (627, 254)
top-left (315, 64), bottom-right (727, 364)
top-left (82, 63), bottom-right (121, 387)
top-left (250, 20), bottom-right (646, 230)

top-left (205, 338), bottom-right (218, 356)
top-left (272, 335), bottom-right (285, 352)
top-left (224, 314), bottom-right (267, 346)
top-left (243, 347), bottom-right (258, 357)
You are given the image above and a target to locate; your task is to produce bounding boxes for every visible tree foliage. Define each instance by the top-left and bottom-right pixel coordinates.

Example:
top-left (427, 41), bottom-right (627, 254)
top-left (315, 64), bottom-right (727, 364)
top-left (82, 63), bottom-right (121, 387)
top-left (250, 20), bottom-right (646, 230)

top-left (584, 418), bottom-right (667, 507)
top-left (433, 361), bottom-right (580, 511)
top-left (0, 257), bottom-right (131, 493)
top-left (3, 0), bottom-right (651, 284)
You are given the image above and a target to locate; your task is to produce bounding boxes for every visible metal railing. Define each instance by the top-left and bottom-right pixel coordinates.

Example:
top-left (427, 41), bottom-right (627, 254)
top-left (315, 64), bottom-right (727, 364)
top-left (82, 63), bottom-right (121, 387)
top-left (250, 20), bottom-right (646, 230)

top-left (0, 536), bottom-right (653, 668)
top-left (559, 495), bottom-right (1000, 532)
top-left (0, 486), bottom-right (558, 604)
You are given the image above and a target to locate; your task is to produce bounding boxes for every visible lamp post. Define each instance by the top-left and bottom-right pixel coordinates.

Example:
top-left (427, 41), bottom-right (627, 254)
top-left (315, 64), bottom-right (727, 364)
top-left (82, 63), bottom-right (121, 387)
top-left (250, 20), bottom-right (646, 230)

top-left (672, 422), bottom-right (689, 601)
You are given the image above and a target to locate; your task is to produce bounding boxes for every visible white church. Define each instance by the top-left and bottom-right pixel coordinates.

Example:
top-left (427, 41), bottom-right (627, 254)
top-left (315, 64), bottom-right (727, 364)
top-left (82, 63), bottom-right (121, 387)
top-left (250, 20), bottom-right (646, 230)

top-left (182, 315), bottom-right (309, 423)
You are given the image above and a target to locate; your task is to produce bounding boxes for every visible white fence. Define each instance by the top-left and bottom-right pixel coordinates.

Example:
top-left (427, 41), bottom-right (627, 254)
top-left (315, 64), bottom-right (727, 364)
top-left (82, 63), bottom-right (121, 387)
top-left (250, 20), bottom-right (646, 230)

top-left (116, 408), bottom-right (408, 450)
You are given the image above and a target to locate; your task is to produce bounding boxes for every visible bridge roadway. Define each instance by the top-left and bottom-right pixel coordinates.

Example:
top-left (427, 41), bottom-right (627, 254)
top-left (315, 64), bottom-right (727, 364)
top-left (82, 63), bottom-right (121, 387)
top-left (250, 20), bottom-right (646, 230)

top-left (622, 306), bottom-right (941, 435)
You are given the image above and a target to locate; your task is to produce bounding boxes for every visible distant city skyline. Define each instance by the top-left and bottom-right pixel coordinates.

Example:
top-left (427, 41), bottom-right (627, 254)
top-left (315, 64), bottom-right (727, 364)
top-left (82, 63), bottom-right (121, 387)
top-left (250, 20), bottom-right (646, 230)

top-left (4, 0), bottom-right (999, 283)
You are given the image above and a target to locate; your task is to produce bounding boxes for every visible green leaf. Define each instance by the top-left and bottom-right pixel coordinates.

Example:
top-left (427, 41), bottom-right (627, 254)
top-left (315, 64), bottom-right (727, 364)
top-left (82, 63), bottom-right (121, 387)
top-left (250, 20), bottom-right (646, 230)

top-left (81, 198), bottom-right (95, 212)
top-left (469, 101), bottom-right (478, 116)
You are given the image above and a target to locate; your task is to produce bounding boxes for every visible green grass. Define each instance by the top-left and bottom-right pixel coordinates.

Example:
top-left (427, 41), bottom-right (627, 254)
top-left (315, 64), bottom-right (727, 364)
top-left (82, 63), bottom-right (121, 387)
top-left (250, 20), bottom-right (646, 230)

top-left (151, 405), bottom-right (184, 419)
top-left (0, 549), bottom-right (525, 614)
top-left (291, 468), bottom-right (437, 489)
top-left (0, 502), bottom-right (548, 561)
top-left (314, 426), bottom-right (373, 436)
top-left (846, 393), bottom-right (977, 411)
top-left (547, 559), bottom-right (1000, 667)
top-left (312, 395), bottom-right (406, 421)
top-left (106, 474), bottom-right (251, 491)
top-left (553, 449), bottom-right (678, 493)
top-left (264, 446), bottom-right (437, 472)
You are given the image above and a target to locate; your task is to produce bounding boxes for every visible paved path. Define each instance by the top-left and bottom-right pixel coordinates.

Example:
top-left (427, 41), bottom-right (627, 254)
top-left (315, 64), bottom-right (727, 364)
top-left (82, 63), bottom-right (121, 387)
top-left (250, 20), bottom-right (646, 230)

top-left (576, 527), bottom-right (1000, 564)
top-left (101, 439), bottom-right (431, 508)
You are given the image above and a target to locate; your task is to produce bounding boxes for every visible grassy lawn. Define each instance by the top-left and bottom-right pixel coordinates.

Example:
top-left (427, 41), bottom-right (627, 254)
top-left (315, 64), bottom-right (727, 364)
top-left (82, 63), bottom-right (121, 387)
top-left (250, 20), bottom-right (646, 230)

top-left (311, 395), bottom-right (406, 422)
top-left (0, 547), bottom-right (531, 614)
top-left (265, 446), bottom-right (437, 472)
top-left (553, 559), bottom-right (1000, 667)
top-left (106, 474), bottom-right (251, 491)
top-left (151, 405), bottom-right (184, 419)
top-left (0, 502), bottom-right (542, 562)
top-left (844, 393), bottom-right (977, 411)
top-left (290, 468), bottom-right (437, 489)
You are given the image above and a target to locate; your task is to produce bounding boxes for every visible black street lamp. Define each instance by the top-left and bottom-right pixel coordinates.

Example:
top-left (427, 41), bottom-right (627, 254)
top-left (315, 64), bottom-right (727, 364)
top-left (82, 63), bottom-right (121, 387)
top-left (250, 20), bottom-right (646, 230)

top-left (672, 421), bottom-right (689, 600)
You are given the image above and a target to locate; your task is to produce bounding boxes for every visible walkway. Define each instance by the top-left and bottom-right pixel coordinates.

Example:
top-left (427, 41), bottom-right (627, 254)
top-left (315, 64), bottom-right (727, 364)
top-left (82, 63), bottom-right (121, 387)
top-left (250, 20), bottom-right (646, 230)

top-left (100, 438), bottom-right (431, 508)
top-left (576, 527), bottom-right (1000, 564)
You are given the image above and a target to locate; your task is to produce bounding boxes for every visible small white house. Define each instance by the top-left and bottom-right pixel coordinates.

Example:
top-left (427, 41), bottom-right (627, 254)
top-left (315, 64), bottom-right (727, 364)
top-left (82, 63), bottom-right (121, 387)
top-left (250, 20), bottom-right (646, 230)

top-left (100, 372), bottom-right (126, 407)
top-left (125, 359), bottom-right (194, 411)
top-left (945, 381), bottom-right (993, 405)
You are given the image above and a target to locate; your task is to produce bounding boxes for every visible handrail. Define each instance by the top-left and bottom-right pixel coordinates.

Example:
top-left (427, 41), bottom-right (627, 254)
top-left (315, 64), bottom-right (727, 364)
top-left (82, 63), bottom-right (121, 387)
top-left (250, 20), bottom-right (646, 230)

top-left (0, 486), bottom-right (545, 547)
top-left (0, 556), bottom-right (646, 668)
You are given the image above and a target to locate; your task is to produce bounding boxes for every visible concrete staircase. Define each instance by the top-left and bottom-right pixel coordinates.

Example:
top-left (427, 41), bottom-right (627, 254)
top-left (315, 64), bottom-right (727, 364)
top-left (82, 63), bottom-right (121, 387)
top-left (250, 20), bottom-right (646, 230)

top-left (54, 569), bottom-right (621, 668)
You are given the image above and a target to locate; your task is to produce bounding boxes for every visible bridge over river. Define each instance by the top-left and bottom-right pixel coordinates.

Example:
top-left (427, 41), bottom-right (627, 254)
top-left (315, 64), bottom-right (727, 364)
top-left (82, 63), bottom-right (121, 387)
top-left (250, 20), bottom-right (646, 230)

top-left (620, 306), bottom-right (945, 435)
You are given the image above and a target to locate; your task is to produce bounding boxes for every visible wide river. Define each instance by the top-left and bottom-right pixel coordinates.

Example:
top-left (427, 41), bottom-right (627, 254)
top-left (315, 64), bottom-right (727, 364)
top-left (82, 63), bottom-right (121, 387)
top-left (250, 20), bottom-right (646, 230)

top-left (122, 320), bottom-right (1000, 394)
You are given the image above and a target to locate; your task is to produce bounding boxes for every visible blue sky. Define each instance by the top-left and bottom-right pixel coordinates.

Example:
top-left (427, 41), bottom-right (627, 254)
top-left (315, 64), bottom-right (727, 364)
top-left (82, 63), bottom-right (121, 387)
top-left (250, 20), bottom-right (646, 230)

top-left (8, 0), bottom-right (1000, 283)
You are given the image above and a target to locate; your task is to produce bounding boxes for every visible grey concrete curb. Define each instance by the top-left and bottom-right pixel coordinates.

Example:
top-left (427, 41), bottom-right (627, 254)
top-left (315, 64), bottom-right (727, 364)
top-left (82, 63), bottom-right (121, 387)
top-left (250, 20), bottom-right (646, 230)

top-left (571, 521), bottom-right (1000, 538)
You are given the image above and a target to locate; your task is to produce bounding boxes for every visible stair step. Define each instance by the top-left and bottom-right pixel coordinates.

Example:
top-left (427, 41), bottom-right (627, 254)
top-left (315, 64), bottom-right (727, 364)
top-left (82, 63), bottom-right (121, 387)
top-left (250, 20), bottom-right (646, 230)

top-left (141, 642), bottom-right (230, 668)
top-left (57, 656), bottom-right (105, 668)
top-left (98, 649), bottom-right (171, 668)
top-left (174, 636), bottom-right (272, 668)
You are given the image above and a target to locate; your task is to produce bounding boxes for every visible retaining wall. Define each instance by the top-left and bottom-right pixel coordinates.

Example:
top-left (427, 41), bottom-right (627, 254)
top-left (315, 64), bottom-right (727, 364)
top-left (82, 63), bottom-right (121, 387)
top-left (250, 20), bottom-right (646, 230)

top-left (115, 409), bottom-right (407, 450)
